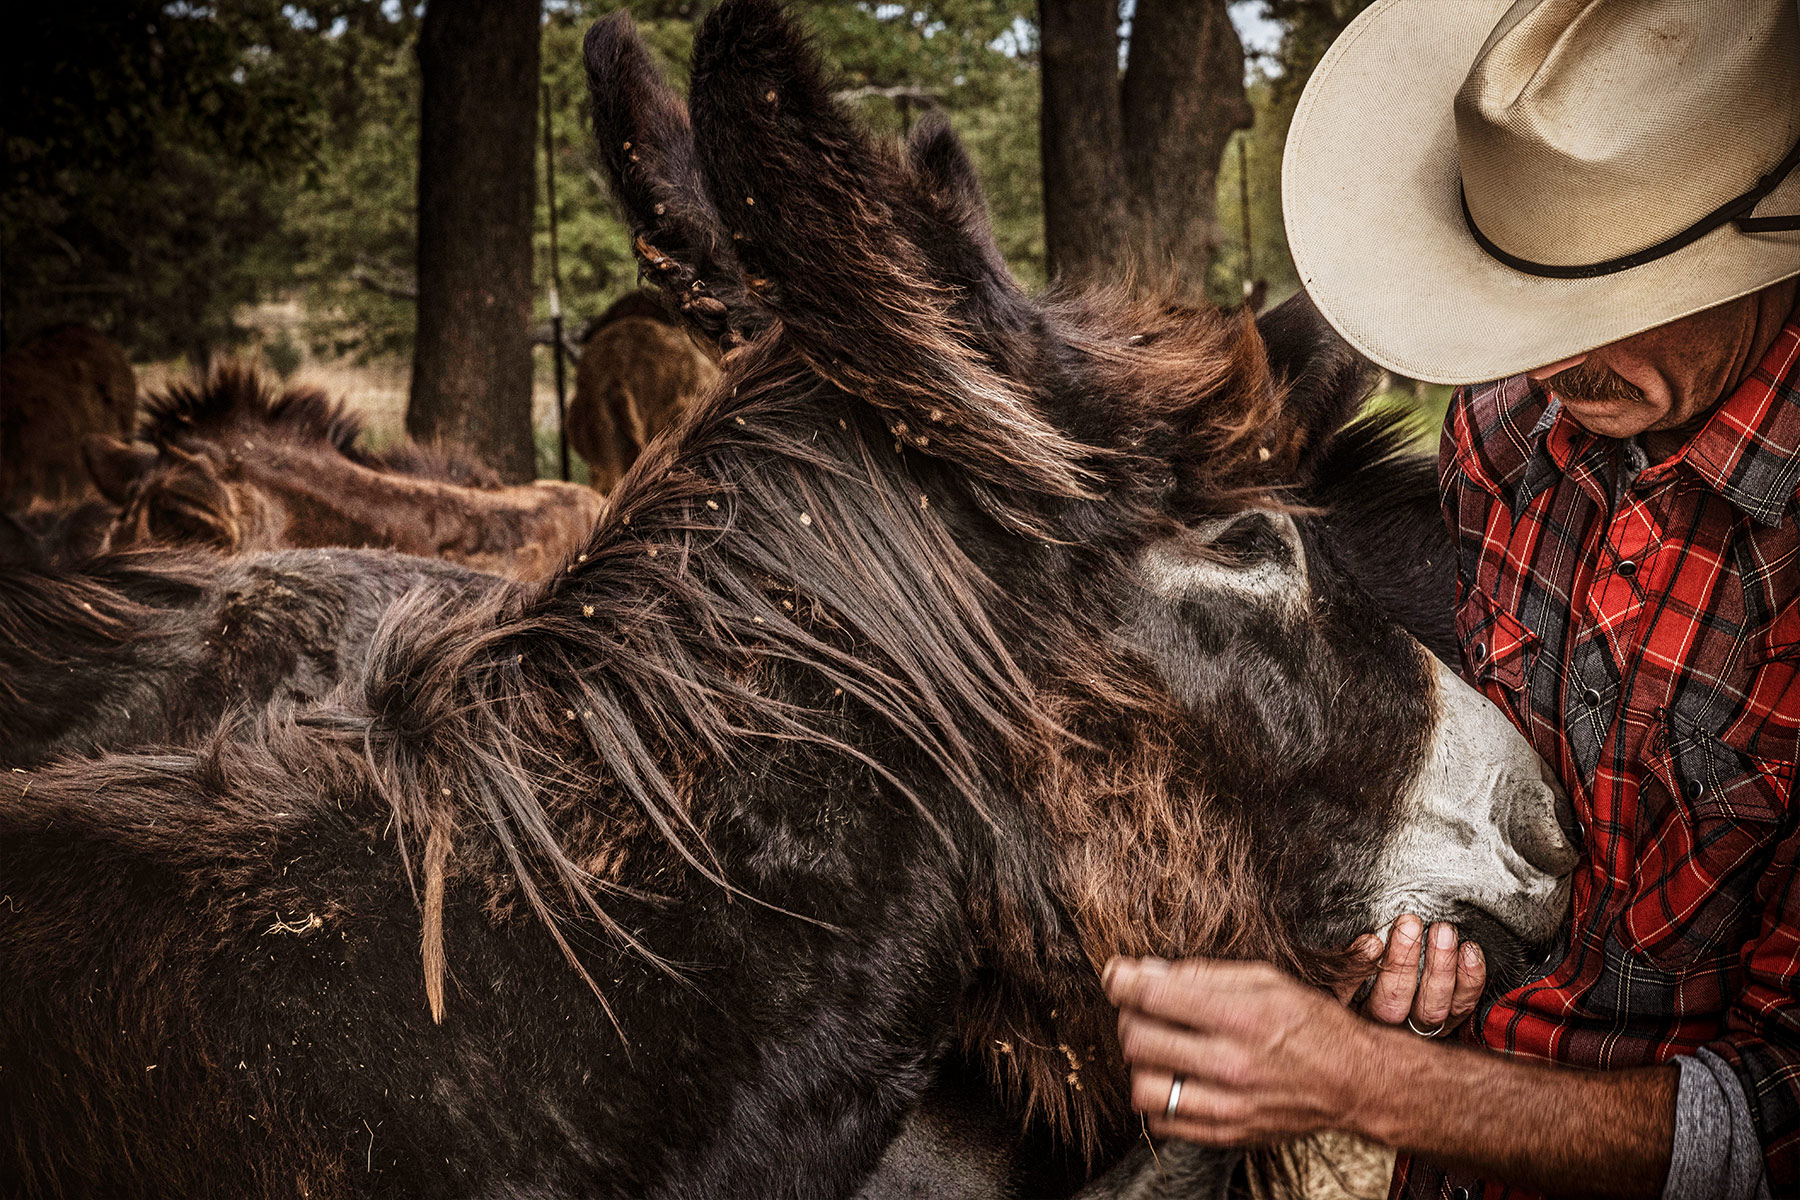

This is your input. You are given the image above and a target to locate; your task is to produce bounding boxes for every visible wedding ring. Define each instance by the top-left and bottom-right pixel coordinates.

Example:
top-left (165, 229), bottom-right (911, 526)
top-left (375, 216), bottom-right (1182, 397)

top-left (1164, 1074), bottom-right (1184, 1119)
top-left (1406, 1014), bottom-right (1447, 1037)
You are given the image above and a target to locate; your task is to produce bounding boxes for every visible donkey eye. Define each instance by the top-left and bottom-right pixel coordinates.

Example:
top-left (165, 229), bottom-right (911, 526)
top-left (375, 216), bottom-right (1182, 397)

top-left (1212, 514), bottom-right (1289, 565)
top-left (148, 503), bottom-right (225, 548)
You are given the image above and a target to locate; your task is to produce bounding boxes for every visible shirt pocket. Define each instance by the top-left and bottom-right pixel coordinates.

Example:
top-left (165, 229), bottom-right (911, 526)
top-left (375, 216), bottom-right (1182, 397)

top-left (1652, 709), bottom-right (1788, 826)
top-left (1629, 714), bottom-right (1788, 969)
top-left (1752, 595), bottom-right (1800, 666)
top-left (1724, 595), bottom-right (1797, 784)
top-left (1455, 587), bottom-right (1538, 695)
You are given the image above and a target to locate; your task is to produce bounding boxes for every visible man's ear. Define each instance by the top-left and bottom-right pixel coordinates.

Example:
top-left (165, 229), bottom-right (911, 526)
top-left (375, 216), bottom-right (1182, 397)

top-left (584, 13), bottom-right (760, 350)
top-left (82, 435), bottom-right (156, 505)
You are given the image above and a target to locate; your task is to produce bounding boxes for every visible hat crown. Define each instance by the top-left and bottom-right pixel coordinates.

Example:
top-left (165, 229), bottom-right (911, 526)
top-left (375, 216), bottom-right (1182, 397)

top-left (1454, 0), bottom-right (1800, 268)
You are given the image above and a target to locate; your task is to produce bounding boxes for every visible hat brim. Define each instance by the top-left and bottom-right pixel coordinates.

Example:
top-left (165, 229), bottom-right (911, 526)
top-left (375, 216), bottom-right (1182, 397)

top-left (1282, 0), bottom-right (1800, 386)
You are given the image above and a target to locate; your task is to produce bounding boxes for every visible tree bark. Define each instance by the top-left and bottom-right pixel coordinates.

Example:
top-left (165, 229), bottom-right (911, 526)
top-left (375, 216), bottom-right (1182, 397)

top-left (1040, 0), bottom-right (1134, 289)
top-left (408, 0), bottom-right (541, 482)
top-left (1039, 0), bottom-right (1252, 301)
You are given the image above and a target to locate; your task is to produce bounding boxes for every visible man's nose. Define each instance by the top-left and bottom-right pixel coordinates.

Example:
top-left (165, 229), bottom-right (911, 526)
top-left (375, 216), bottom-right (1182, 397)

top-left (1528, 352), bottom-right (1589, 381)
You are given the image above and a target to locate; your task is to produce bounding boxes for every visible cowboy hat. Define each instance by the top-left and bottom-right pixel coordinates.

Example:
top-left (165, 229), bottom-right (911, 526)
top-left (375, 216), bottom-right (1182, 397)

top-left (1283, 0), bottom-right (1800, 386)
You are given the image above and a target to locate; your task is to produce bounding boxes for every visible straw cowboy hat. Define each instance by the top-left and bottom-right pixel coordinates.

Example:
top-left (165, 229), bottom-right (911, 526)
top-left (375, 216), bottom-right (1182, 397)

top-left (1283, 0), bottom-right (1800, 386)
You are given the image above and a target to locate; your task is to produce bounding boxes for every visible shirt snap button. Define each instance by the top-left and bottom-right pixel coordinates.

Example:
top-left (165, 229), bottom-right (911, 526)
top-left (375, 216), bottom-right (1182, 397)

top-left (1583, 687), bottom-right (1601, 706)
top-left (1617, 559), bottom-right (1637, 578)
top-left (1452, 1188), bottom-right (1472, 1200)
top-left (1685, 777), bottom-right (1705, 801)
top-left (1472, 641), bottom-right (1487, 664)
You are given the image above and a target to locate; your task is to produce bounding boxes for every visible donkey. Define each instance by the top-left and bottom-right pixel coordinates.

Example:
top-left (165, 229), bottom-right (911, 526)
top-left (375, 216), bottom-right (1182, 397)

top-left (0, 545), bottom-right (503, 770)
top-left (0, 322), bottom-right (138, 510)
top-left (0, 6), bottom-right (1570, 1197)
top-left (82, 366), bottom-right (605, 580)
top-left (569, 291), bottom-right (723, 493)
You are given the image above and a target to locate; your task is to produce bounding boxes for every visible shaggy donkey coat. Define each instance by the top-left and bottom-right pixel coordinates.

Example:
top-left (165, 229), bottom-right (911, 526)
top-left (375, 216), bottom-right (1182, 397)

top-left (2, 6), bottom-right (1496, 1197)
top-left (0, 547), bottom-right (502, 769)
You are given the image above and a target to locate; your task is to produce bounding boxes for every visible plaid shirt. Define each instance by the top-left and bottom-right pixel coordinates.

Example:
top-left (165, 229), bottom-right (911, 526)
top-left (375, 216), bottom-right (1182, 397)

top-left (1393, 319), bottom-right (1800, 1200)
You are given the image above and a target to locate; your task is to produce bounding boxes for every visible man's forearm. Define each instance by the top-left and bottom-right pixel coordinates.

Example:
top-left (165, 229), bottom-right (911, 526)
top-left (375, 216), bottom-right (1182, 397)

top-left (1349, 1022), bottom-right (1678, 1199)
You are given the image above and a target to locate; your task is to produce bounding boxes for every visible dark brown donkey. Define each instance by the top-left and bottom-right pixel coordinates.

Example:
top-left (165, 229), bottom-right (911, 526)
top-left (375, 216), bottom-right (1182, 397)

top-left (0, 322), bottom-right (137, 509)
top-left (1, 7), bottom-right (1570, 1197)
top-left (83, 366), bottom-right (604, 579)
top-left (0, 545), bottom-right (504, 770)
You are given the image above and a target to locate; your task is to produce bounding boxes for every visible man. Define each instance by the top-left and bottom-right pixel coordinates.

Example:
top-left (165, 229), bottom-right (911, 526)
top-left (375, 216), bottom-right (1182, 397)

top-left (1101, 2), bottom-right (1800, 1197)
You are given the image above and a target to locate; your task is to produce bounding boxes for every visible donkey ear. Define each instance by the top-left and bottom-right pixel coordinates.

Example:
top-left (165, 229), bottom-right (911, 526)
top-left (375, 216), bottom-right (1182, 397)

top-left (584, 14), bottom-right (760, 350)
top-left (83, 435), bottom-right (156, 505)
top-left (688, 0), bottom-right (1089, 498)
top-left (903, 113), bottom-right (1021, 306)
top-left (1254, 292), bottom-right (1376, 477)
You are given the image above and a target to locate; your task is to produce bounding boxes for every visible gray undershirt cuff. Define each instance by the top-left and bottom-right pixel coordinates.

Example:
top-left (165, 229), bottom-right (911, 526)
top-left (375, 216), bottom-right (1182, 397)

top-left (1662, 1049), bottom-right (1772, 1200)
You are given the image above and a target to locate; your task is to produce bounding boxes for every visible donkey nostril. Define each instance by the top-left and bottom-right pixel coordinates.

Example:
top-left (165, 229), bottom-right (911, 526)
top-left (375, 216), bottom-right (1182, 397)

top-left (1509, 779), bottom-right (1580, 877)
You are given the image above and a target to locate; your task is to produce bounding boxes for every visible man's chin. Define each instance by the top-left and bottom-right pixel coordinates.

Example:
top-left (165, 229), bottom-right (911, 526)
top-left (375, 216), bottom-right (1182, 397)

top-left (1554, 396), bottom-right (1659, 439)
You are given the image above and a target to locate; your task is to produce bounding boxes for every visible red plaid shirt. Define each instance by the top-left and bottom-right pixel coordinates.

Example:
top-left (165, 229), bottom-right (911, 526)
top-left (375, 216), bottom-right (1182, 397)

top-left (1393, 319), bottom-right (1800, 1200)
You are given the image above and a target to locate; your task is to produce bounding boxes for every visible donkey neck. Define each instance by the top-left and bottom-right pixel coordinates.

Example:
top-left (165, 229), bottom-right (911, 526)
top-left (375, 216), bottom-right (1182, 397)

top-left (236, 441), bottom-right (568, 564)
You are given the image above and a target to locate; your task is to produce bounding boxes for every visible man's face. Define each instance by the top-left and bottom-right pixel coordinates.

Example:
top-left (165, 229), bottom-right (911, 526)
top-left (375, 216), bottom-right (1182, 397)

top-left (1524, 288), bottom-right (1781, 440)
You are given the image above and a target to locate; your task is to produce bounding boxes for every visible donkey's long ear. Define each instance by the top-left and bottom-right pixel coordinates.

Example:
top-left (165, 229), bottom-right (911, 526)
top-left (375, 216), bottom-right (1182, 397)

top-left (1255, 292), bottom-right (1376, 478)
top-left (687, 0), bottom-right (1090, 498)
top-left (903, 113), bottom-right (1028, 327)
top-left (583, 14), bottom-right (760, 349)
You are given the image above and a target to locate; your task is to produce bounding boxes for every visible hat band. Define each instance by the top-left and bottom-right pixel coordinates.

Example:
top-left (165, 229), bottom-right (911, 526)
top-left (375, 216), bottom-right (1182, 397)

top-left (1461, 135), bottom-right (1800, 280)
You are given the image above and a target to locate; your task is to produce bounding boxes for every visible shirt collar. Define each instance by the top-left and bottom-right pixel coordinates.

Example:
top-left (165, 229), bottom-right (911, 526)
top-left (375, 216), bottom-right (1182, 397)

top-left (1670, 319), bottom-right (1800, 527)
top-left (1509, 318), bottom-right (1800, 527)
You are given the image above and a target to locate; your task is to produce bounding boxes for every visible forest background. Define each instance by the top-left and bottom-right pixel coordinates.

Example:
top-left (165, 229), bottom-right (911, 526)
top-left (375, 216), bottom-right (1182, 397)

top-left (4, 1), bottom-right (1426, 481)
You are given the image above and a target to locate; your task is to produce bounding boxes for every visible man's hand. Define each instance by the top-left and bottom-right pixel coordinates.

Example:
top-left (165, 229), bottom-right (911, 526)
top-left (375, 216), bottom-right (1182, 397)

top-left (1103, 943), bottom-right (1678, 1198)
top-left (1104, 956), bottom-right (1374, 1144)
top-left (1333, 914), bottom-right (1486, 1035)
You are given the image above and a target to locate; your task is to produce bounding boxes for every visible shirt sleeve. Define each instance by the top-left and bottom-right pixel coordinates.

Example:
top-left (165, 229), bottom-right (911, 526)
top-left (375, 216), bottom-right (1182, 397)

top-left (1700, 817), bottom-right (1800, 1185)
top-left (1665, 1049), bottom-right (1773, 1200)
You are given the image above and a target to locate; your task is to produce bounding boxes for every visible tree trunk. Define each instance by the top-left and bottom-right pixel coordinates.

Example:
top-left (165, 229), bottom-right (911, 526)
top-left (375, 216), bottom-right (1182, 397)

top-left (1039, 0), bottom-right (1134, 289)
top-left (1039, 0), bottom-right (1252, 302)
top-left (408, 0), bottom-right (541, 482)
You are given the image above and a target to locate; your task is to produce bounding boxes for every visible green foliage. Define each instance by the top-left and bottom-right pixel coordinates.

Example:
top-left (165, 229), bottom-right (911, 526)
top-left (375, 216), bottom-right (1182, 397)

top-left (4, 1), bottom-right (1279, 366)
top-left (288, 11), bottom-right (423, 361)
top-left (2, 0), bottom-right (328, 357)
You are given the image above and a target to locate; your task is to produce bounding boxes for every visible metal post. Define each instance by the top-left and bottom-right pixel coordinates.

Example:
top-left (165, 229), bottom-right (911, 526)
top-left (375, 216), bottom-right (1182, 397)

top-left (542, 82), bottom-right (570, 482)
top-left (1237, 133), bottom-right (1254, 305)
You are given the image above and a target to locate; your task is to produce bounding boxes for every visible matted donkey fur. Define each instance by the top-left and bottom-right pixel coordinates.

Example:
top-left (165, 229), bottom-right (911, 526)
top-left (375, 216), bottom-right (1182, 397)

top-left (0, 4), bottom-right (1572, 1198)
top-left (0, 546), bottom-right (504, 770)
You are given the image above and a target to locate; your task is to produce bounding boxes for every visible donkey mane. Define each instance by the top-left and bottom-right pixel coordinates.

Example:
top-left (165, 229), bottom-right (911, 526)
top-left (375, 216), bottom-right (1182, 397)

top-left (139, 364), bottom-right (502, 488)
top-left (1299, 406), bottom-right (1429, 513)
top-left (141, 365), bottom-right (366, 455)
top-left (0, 548), bottom-right (211, 696)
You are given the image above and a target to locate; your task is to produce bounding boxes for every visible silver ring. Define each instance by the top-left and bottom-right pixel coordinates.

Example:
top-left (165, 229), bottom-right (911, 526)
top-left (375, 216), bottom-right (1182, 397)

top-left (1164, 1075), bottom-right (1184, 1120)
top-left (1406, 1014), bottom-right (1447, 1038)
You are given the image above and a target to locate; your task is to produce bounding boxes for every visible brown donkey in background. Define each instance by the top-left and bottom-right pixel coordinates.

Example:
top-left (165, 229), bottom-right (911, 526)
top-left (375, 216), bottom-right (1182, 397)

top-left (83, 366), bottom-right (603, 579)
top-left (568, 291), bottom-right (721, 492)
top-left (0, 323), bottom-right (138, 510)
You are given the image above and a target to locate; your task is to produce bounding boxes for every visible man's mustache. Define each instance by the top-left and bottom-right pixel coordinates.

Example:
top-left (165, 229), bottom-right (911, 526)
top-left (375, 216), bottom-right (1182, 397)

top-left (1548, 361), bottom-right (1643, 406)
